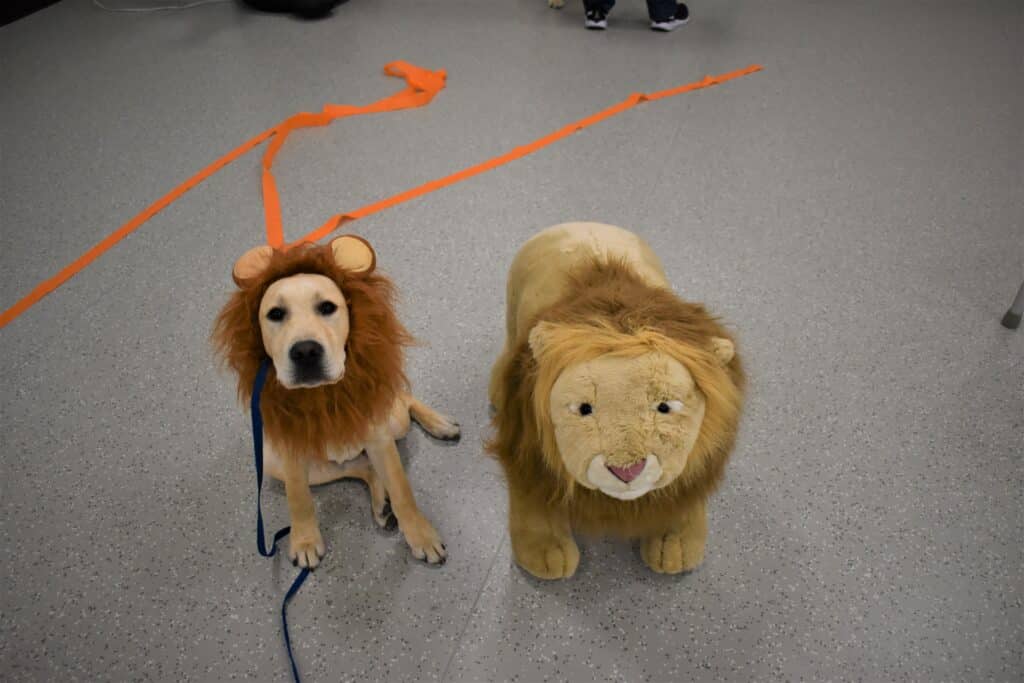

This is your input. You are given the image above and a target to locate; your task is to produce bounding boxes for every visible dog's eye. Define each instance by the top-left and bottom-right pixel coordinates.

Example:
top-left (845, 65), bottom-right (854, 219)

top-left (572, 402), bottom-right (593, 416)
top-left (266, 307), bottom-right (286, 322)
top-left (655, 400), bottom-right (683, 414)
top-left (317, 301), bottom-right (338, 316)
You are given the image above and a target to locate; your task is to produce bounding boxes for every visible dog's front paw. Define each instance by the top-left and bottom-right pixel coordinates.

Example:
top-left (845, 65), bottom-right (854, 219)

top-left (548, 0), bottom-right (565, 8)
top-left (513, 534), bottom-right (579, 580)
top-left (289, 527), bottom-right (326, 569)
top-left (401, 515), bottom-right (447, 565)
top-left (641, 531), bottom-right (704, 574)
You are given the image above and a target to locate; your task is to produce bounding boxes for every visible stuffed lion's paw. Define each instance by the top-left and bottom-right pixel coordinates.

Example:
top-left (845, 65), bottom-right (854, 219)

top-left (513, 534), bottom-right (580, 579)
top-left (641, 532), bottom-right (704, 574)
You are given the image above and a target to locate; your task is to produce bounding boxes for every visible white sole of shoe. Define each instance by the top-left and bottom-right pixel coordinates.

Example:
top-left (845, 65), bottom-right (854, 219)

top-left (650, 17), bottom-right (689, 31)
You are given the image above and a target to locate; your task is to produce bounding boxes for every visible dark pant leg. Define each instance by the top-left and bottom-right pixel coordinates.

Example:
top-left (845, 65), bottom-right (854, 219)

top-left (584, 0), bottom-right (616, 13)
top-left (646, 0), bottom-right (677, 22)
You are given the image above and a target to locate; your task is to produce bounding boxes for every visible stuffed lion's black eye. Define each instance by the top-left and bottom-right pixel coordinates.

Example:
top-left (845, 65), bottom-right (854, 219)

top-left (657, 402), bottom-right (671, 414)
top-left (579, 402), bottom-right (593, 416)
top-left (266, 307), bottom-right (286, 322)
top-left (317, 301), bottom-right (338, 316)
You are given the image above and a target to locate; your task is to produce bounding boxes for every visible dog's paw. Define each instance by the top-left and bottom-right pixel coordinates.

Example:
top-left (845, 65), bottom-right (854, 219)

top-left (548, 0), bottom-right (565, 8)
top-left (289, 528), bottom-right (326, 569)
top-left (432, 417), bottom-right (461, 442)
top-left (401, 515), bottom-right (447, 565)
top-left (374, 497), bottom-right (399, 532)
top-left (420, 413), bottom-right (461, 442)
top-left (409, 398), bottom-right (462, 442)
top-left (641, 532), bottom-right (704, 574)
top-left (513, 534), bottom-right (579, 580)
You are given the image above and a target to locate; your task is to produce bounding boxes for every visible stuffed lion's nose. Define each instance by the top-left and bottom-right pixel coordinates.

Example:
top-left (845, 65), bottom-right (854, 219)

top-left (289, 340), bottom-right (324, 365)
top-left (607, 460), bottom-right (646, 483)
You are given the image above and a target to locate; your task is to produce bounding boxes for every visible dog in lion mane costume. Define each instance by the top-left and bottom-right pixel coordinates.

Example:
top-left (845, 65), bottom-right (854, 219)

top-left (212, 235), bottom-right (459, 569)
top-left (488, 223), bottom-right (745, 579)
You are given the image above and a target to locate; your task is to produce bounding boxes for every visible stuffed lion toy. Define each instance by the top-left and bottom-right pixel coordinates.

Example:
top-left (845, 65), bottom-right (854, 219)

top-left (489, 223), bottom-right (745, 579)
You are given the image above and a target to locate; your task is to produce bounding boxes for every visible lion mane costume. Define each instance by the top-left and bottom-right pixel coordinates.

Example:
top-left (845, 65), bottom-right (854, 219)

top-left (213, 239), bottom-right (409, 457)
top-left (489, 223), bottom-right (745, 578)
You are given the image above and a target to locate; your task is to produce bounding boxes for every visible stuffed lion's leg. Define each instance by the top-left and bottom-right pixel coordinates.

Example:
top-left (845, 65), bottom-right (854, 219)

top-left (640, 497), bottom-right (707, 574)
top-left (487, 349), bottom-right (511, 413)
top-left (509, 484), bottom-right (579, 580)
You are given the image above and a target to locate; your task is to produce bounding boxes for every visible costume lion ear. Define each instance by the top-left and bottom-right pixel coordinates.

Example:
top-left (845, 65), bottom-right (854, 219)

top-left (232, 245), bottom-right (274, 287)
top-left (330, 234), bottom-right (376, 274)
top-left (710, 337), bottom-right (735, 366)
top-left (528, 321), bottom-right (559, 358)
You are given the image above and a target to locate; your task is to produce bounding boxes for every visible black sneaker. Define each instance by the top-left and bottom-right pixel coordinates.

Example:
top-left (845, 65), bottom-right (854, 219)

top-left (651, 3), bottom-right (689, 31)
top-left (585, 8), bottom-right (608, 29)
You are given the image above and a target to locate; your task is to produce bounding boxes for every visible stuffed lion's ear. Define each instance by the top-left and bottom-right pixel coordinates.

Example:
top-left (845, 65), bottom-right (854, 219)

top-left (232, 245), bottom-right (274, 287)
top-left (330, 234), bottom-right (376, 274)
top-left (710, 337), bottom-right (735, 366)
top-left (528, 321), bottom-right (559, 358)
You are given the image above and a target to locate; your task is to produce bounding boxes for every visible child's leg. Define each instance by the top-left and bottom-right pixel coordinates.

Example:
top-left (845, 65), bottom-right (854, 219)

top-left (646, 0), bottom-right (677, 22)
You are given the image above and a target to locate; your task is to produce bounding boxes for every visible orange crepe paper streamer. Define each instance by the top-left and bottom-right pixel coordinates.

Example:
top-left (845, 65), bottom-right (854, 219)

top-left (0, 62), bottom-right (444, 329)
top-left (0, 62), bottom-right (761, 330)
top-left (294, 65), bottom-right (763, 245)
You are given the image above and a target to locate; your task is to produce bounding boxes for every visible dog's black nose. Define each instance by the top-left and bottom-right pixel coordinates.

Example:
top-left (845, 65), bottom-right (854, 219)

top-left (289, 340), bottom-right (324, 366)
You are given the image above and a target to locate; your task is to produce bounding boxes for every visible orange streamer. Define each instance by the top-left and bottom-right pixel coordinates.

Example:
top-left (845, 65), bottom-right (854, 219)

top-left (0, 61), bottom-right (445, 330)
top-left (0, 126), bottom-right (276, 330)
top-left (261, 62), bottom-right (447, 247)
top-left (298, 64), bottom-right (762, 245)
top-left (0, 62), bottom-right (761, 330)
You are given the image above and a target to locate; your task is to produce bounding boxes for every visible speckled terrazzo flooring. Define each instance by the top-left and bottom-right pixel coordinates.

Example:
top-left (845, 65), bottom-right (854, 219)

top-left (1, 1), bottom-right (1022, 681)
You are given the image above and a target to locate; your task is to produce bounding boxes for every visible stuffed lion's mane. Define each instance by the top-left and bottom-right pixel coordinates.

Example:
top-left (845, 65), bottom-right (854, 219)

top-left (489, 259), bottom-right (746, 537)
top-left (212, 243), bottom-right (412, 458)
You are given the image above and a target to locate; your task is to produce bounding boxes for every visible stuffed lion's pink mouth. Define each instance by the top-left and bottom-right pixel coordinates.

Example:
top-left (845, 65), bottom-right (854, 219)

top-left (607, 461), bottom-right (646, 483)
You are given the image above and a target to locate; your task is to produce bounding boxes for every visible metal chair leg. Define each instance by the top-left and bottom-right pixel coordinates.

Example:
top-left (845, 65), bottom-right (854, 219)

top-left (1002, 279), bottom-right (1024, 330)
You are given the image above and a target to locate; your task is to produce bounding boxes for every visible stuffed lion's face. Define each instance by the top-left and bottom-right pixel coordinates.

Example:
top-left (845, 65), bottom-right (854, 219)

top-left (528, 319), bottom-right (737, 501)
top-left (548, 352), bottom-right (707, 500)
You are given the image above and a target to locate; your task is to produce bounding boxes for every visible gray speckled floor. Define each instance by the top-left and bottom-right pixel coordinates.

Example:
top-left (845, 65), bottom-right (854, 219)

top-left (1, 0), bottom-right (1022, 681)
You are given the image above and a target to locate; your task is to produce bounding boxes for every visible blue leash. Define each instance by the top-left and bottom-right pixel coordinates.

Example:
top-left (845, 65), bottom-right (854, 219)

top-left (251, 358), bottom-right (310, 683)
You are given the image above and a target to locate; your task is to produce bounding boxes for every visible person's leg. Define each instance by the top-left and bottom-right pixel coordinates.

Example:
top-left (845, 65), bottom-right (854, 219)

top-left (584, 0), bottom-right (615, 29)
top-left (646, 0), bottom-right (676, 22)
top-left (649, 0), bottom-right (689, 31)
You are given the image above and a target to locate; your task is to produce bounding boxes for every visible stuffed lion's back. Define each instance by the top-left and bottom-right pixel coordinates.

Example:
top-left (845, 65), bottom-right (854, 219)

top-left (489, 222), bottom-right (745, 579)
